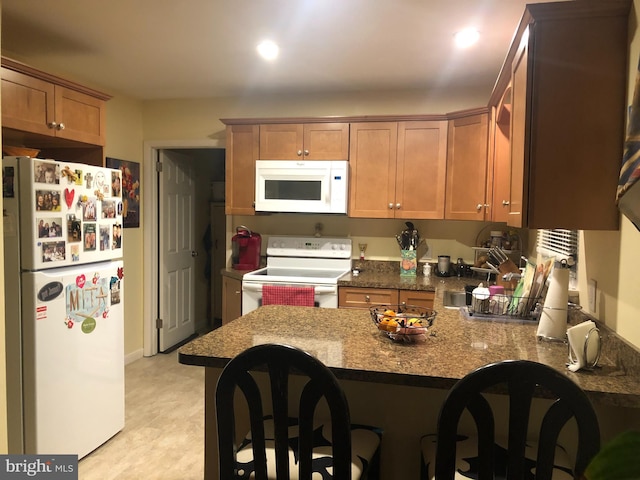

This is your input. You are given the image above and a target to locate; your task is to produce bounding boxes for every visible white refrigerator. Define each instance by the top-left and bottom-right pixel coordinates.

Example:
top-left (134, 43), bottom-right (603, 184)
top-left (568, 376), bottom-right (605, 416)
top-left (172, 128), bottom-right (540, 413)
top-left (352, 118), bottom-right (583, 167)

top-left (3, 156), bottom-right (125, 459)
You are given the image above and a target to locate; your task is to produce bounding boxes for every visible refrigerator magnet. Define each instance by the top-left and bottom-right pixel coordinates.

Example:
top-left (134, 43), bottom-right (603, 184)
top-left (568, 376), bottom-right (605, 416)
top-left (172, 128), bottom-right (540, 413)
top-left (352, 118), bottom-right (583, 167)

top-left (64, 188), bottom-right (75, 208)
top-left (61, 165), bottom-right (79, 183)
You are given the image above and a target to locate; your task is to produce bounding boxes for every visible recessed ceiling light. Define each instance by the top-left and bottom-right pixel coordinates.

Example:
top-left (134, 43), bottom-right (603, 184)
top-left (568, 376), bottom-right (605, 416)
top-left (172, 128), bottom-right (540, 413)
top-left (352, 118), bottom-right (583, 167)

top-left (454, 28), bottom-right (480, 48)
top-left (257, 40), bottom-right (279, 61)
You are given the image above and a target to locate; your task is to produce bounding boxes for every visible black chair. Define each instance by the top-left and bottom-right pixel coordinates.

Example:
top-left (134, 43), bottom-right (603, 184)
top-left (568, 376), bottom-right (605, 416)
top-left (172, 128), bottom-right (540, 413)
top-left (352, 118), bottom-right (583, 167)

top-left (421, 360), bottom-right (600, 480)
top-left (216, 343), bottom-right (382, 479)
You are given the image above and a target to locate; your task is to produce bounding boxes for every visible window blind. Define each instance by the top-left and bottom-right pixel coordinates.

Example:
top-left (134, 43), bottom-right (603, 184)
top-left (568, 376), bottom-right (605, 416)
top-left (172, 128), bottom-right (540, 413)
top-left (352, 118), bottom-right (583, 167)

top-left (536, 229), bottom-right (579, 261)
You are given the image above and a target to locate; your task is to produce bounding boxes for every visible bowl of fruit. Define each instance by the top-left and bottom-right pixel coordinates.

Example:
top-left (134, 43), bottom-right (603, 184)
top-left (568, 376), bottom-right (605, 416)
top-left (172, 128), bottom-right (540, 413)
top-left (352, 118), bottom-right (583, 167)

top-left (370, 304), bottom-right (437, 343)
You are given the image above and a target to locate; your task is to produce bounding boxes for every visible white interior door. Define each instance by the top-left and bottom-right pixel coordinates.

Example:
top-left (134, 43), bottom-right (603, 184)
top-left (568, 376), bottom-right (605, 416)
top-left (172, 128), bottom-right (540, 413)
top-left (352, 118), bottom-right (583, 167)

top-left (159, 150), bottom-right (196, 351)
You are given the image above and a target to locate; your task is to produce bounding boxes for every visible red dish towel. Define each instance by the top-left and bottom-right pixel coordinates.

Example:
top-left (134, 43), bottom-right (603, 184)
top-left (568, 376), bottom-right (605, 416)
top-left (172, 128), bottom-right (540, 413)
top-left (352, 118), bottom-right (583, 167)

top-left (262, 285), bottom-right (315, 307)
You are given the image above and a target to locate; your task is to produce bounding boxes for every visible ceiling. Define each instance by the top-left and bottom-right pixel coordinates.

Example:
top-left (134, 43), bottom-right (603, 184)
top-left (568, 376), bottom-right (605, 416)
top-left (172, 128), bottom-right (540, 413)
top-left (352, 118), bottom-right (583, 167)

top-left (1, 0), bottom-right (563, 101)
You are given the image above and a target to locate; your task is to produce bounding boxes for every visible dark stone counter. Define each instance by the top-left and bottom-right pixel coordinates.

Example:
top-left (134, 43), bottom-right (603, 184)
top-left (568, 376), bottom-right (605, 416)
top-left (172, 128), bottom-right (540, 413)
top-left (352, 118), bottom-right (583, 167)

top-left (180, 276), bottom-right (640, 408)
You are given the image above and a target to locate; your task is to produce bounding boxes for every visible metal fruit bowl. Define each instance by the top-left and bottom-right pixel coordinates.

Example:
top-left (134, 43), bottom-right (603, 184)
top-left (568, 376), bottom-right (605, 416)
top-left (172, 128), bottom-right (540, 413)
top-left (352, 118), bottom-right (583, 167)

top-left (370, 304), bottom-right (437, 343)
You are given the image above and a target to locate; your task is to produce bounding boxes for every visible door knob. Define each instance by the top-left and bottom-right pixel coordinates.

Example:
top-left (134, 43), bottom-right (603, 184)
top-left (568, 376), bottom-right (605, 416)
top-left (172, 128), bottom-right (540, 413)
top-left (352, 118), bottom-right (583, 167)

top-left (191, 251), bottom-right (198, 257)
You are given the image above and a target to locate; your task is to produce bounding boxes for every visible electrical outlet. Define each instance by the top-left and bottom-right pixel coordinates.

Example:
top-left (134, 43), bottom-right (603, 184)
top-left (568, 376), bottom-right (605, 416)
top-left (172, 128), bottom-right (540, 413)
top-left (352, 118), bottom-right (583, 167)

top-left (588, 279), bottom-right (597, 312)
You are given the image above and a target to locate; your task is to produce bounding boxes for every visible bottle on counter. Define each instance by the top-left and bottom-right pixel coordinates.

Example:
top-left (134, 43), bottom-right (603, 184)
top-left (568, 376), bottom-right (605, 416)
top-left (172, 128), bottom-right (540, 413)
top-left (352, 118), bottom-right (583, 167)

top-left (423, 263), bottom-right (432, 277)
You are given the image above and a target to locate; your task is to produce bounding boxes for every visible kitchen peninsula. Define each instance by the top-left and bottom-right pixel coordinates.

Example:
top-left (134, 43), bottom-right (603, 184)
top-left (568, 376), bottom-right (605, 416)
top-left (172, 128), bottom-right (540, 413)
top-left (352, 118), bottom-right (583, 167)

top-left (179, 277), bottom-right (640, 479)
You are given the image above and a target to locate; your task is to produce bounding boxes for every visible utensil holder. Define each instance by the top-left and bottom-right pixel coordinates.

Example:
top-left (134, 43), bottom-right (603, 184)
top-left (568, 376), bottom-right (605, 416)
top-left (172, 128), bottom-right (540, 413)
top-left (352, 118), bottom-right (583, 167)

top-left (400, 250), bottom-right (417, 276)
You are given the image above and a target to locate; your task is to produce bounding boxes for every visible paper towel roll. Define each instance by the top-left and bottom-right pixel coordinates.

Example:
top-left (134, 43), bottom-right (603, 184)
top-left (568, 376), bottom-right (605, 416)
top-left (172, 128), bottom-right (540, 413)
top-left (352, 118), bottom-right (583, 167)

top-left (536, 267), bottom-right (569, 341)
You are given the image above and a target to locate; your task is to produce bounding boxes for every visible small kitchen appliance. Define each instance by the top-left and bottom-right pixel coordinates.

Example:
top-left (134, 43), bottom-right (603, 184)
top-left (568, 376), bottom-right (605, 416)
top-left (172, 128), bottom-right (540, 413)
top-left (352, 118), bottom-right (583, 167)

top-left (254, 160), bottom-right (348, 214)
top-left (231, 226), bottom-right (262, 270)
top-left (241, 236), bottom-right (352, 315)
top-left (437, 255), bottom-right (451, 277)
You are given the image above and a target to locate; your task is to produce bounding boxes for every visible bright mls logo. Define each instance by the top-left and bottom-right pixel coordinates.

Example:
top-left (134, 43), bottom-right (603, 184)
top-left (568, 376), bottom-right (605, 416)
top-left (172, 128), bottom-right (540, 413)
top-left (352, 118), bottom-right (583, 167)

top-left (0, 455), bottom-right (77, 479)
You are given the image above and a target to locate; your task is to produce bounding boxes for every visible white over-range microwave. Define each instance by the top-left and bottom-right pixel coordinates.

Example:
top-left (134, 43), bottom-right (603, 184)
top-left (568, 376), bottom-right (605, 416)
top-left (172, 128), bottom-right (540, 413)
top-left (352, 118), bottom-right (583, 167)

top-left (255, 160), bottom-right (349, 214)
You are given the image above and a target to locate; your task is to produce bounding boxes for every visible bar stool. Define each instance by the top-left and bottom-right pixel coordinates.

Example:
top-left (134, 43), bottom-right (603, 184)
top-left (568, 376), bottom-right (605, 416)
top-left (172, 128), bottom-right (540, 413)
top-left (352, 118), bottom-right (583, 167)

top-left (216, 343), bottom-right (382, 479)
top-left (420, 359), bottom-right (600, 480)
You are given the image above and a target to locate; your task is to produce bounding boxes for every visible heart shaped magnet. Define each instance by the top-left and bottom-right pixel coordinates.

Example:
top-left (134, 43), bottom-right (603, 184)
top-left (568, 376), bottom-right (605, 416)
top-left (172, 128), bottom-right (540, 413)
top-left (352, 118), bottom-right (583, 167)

top-left (64, 188), bottom-right (75, 208)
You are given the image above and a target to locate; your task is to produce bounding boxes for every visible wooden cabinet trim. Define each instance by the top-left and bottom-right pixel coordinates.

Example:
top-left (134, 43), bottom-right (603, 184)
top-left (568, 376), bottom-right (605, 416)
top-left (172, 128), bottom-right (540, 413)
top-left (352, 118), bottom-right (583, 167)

top-left (222, 114), bottom-right (449, 126)
top-left (2, 56), bottom-right (111, 101)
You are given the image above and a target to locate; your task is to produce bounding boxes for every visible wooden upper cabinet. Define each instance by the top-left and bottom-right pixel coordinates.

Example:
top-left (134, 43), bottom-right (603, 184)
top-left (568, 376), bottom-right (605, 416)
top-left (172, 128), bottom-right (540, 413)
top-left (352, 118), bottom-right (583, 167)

top-left (259, 123), bottom-right (349, 160)
top-left (488, 84), bottom-right (513, 223)
top-left (444, 111), bottom-right (489, 221)
top-left (53, 85), bottom-right (105, 145)
top-left (508, 38), bottom-right (528, 228)
top-left (1, 64), bottom-right (107, 146)
top-left (396, 121), bottom-right (447, 219)
top-left (349, 120), bottom-right (447, 219)
top-left (348, 122), bottom-right (398, 218)
top-left (225, 124), bottom-right (259, 215)
top-left (499, 0), bottom-right (630, 230)
top-left (1, 68), bottom-right (55, 137)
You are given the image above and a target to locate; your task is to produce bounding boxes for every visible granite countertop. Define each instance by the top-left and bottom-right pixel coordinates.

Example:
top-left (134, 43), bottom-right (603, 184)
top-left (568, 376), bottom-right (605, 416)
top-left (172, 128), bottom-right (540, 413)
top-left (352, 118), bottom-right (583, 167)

top-left (180, 275), bottom-right (640, 408)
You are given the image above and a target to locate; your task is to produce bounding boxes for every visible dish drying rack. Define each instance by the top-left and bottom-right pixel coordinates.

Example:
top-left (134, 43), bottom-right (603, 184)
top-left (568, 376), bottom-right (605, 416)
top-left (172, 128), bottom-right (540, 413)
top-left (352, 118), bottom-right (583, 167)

top-left (467, 292), bottom-right (542, 321)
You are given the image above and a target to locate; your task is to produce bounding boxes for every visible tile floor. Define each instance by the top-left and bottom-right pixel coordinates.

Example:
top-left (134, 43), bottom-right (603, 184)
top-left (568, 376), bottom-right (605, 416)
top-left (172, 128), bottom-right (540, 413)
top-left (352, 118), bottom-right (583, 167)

top-left (78, 350), bottom-right (205, 479)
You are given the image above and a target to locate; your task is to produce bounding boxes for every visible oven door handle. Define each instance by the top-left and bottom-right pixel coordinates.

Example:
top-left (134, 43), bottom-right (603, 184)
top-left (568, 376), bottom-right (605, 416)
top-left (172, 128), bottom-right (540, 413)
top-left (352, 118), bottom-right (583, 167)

top-left (242, 283), bottom-right (336, 295)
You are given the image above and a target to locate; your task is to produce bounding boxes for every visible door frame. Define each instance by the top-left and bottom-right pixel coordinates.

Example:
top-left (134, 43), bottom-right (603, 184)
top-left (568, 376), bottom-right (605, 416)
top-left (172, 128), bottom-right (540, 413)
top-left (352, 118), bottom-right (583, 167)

top-left (142, 139), bottom-right (223, 357)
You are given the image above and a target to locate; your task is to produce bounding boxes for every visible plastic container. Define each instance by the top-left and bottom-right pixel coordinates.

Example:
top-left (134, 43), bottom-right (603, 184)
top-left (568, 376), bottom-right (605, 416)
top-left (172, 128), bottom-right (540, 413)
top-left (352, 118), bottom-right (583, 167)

top-left (423, 263), bottom-right (432, 277)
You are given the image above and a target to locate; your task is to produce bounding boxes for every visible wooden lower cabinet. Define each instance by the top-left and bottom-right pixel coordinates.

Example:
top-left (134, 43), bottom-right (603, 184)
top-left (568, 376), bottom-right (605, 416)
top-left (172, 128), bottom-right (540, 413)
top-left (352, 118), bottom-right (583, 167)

top-left (222, 276), bottom-right (242, 325)
top-left (338, 286), bottom-right (434, 309)
top-left (398, 289), bottom-right (435, 309)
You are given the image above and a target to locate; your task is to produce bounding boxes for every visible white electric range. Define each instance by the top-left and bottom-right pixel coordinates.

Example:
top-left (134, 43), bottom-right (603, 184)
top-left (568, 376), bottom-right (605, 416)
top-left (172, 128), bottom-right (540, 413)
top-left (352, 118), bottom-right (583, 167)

top-left (241, 236), bottom-right (352, 315)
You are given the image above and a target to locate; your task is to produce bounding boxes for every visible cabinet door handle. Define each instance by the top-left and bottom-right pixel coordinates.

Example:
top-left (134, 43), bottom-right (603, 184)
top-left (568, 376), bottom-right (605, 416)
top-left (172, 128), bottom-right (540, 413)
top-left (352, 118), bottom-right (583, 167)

top-left (47, 121), bottom-right (58, 129)
top-left (304, 149), bottom-right (309, 156)
top-left (388, 203), bottom-right (394, 209)
top-left (502, 200), bottom-right (510, 206)
top-left (365, 295), bottom-right (370, 303)
top-left (396, 203), bottom-right (401, 209)
top-left (297, 150), bottom-right (303, 156)
top-left (476, 203), bottom-right (483, 211)
top-left (57, 123), bottom-right (65, 131)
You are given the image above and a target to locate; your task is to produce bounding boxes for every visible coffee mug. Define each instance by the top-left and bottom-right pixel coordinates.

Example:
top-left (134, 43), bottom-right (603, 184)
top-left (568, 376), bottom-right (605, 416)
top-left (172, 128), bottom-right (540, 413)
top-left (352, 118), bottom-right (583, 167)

top-left (471, 286), bottom-right (490, 314)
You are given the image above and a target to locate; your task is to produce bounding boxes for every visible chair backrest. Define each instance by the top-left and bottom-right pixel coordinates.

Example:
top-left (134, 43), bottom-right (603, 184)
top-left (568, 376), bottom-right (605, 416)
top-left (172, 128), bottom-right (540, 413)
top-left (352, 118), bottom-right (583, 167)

top-left (216, 343), bottom-right (352, 480)
top-left (435, 360), bottom-right (600, 480)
